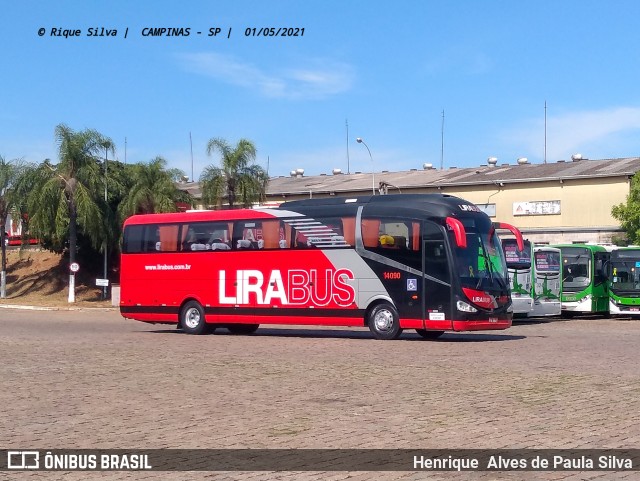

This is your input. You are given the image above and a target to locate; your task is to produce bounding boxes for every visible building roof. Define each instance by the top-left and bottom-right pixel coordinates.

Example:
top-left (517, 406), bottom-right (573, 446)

top-left (177, 157), bottom-right (640, 200)
top-left (266, 157), bottom-right (640, 196)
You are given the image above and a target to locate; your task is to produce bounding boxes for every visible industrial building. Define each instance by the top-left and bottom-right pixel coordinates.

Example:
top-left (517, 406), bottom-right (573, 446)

top-left (179, 156), bottom-right (640, 245)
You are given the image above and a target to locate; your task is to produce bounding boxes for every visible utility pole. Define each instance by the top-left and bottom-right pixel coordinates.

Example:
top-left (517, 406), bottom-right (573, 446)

top-left (441, 110), bottom-right (445, 170)
top-left (346, 119), bottom-right (350, 174)
top-left (544, 101), bottom-right (547, 164)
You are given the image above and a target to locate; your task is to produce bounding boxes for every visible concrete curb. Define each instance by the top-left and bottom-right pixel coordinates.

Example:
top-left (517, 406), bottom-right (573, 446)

top-left (0, 304), bottom-right (117, 312)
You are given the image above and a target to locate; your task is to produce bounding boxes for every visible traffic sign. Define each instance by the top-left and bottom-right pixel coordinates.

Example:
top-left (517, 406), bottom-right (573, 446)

top-left (70, 262), bottom-right (80, 273)
top-left (95, 278), bottom-right (109, 287)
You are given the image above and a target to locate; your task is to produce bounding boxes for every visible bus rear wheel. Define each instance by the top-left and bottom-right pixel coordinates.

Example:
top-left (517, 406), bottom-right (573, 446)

top-left (415, 329), bottom-right (444, 340)
top-left (180, 301), bottom-right (208, 335)
top-left (227, 324), bottom-right (260, 335)
top-left (368, 303), bottom-right (402, 340)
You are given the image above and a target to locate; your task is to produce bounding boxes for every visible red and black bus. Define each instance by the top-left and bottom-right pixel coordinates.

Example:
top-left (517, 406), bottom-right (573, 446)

top-left (120, 194), bottom-right (523, 340)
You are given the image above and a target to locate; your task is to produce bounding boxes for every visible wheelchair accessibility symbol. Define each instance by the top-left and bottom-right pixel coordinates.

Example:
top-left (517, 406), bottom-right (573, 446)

top-left (407, 278), bottom-right (417, 291)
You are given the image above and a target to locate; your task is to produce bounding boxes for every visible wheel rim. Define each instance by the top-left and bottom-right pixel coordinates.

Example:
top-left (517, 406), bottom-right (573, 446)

top-left (184, 307), bottom-right (201, 329)
top-left (373, 308), bottom-right (394, 332)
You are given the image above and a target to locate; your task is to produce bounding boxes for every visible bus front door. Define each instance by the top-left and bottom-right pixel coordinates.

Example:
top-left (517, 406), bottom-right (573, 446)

top-left (422, 237), bottom-right (453, 330)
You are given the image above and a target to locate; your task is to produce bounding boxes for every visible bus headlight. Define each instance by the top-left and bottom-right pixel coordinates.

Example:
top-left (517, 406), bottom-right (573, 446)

top-left (457, 300), bottom-right (478, 313)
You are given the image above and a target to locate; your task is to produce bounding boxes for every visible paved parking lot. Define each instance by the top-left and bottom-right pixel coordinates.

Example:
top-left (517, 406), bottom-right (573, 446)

top-left (1, 309), bottom-right (639, 480)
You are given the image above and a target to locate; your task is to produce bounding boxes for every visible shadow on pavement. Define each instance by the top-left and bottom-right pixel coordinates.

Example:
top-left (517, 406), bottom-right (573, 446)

top-left (144, 327), bottom-right (526, 342)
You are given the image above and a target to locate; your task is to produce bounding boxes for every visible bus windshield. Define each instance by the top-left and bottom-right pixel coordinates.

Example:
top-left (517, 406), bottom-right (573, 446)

top-left (562, 247), bottom-right (591, 290)
top-left (610, 250), bottom-right (640, 295)
top-left (535, 249), bottom-right (561, 274)
top-left (453, 218), bottom-right (508, 291)
top-left (503, 239), bottom-right (532, 270)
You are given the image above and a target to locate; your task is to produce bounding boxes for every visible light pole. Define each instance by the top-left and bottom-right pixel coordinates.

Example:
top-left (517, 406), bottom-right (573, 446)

top-left (103, 146), bottom-right (108, 300)
top-left (356, 137), bottom-right (375, 195)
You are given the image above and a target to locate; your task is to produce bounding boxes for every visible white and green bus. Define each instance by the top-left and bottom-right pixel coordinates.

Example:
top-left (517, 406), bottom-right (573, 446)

top-left (502, 240), bottom-right (561, 317)
top-left (531, 246), bottom-right (562, 317)
top-left (551, 244), bottom-right (610, 316)
top-left (502, 238), bottom-right (534, 317)
top-left (608, 246), bottom-right (640, 316)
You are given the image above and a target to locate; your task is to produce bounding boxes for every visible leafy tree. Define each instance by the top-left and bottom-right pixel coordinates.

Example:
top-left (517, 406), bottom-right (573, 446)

top-left (200, 138), bottom-right (268, 209)
top-left (28, 124), bottom-right (114, 302)
top-left (10, 163), bottom-right (41, 248)
top-left (0, 156), bottom-right (27, 298)
top-left (118, 156), bottom-right (193, 219)
top-left (612, 172), bottom-right (640, 245)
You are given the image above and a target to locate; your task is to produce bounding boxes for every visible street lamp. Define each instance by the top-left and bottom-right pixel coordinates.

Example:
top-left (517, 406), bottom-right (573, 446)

top-left (356, 137), bottom-right (375, 195)
top-left (103, 146), bottom-right (108, 300)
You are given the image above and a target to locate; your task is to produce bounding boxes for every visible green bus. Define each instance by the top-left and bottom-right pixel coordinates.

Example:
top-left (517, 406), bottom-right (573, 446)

top-left (551, 244), bottom-right (610, 316)
top-left (608, 246), bottom-right (640, 316)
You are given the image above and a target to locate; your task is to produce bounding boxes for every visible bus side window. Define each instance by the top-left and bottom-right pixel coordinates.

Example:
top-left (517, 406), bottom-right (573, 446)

top-left (362, 217), bottom-right (422, 270)
top-left (361, 219), bottom-right (380, 248)
top-left (158, 225), bottom-right (179, 252)
top-left (260, 220), bottom-right (281, 249)
top-left (295, 231), bottom-right (309, 248)
top-left (123, 225), bottom-right (145, 253)
top-left (342, 217), bottom-right (355, 246)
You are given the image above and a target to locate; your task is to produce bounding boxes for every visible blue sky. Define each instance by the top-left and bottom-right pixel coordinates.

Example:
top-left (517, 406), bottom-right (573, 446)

top-left (2, 1), bottom-right (640, 180)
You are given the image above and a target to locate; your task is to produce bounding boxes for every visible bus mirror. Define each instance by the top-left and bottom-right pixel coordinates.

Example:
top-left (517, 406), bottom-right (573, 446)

top-left (492, 222), bottom-right (524, 251)
top-left (446, 217), bottom-right (467, 248)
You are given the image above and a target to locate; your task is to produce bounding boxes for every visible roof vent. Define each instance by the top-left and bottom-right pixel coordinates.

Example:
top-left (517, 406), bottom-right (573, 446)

top-left (423, 163), bottom-right (433, 169)
top-left (410, 168), bottom-right (417, 171)
top-left (517, 157), bottom-right (529, 165)
top-left (294, 168), bottom-right (304, 178)
top-left (487, 157), bottom-right (498, 167)
top-left (571, 153), bottom-right (583, 161)
top-left (332, 168), bottom-right (342, 175)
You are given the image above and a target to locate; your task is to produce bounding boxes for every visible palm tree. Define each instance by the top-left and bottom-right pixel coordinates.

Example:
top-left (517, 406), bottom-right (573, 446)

top-left (0, 156), bottom-right (27, 298)
top-left (118, 156), bottom-right (193, 219)
top-left (28, 124), bottom-right (114, 302)
top-left (200, 138), bottom-right (268, 209)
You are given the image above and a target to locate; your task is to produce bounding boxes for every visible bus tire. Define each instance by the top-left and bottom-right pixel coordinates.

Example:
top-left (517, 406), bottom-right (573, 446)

top-left (180, 301), bottom-right (208, 335)
top-left (368, 303), bottom-right (402, 340)
top-left (227, 324), bottom-right (260, 335)
top-left (415, 329), bottom-right (444, 340)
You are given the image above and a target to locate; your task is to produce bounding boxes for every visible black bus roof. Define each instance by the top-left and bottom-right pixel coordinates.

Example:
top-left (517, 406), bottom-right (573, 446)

top-left (279, 193), bottom-right (482, 218)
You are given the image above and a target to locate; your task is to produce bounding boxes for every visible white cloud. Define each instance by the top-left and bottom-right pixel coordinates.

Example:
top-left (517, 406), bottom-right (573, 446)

top-left (179, 52), bottom-right (355, 100)
top-left (502, 106), bottom-right (640, 160)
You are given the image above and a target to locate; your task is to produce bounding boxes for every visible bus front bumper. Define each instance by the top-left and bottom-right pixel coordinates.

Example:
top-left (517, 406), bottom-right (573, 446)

top-left (561, 298), bottom-right (592, 313)
top-left (452, 318), bottom-right (512, 331)
top-left (511, 296), bottom-right (533, 316)
top-left (609, 300), bottom-right (640, 316)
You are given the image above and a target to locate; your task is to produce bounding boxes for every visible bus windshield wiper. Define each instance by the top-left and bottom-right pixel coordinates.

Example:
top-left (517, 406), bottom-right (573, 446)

top-left (479, 242), bottom-right (507, 290)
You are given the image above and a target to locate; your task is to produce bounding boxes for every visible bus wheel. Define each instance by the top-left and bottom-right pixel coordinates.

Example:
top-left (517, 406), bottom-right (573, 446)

top-left (368, 303), bottom-right (402, 340)
top-left (180, 301), bottom-right (208, 335)
top-left (415, 329), bottom-right (444, 340)
top-left (227, 324), bottom-right (260, 335)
